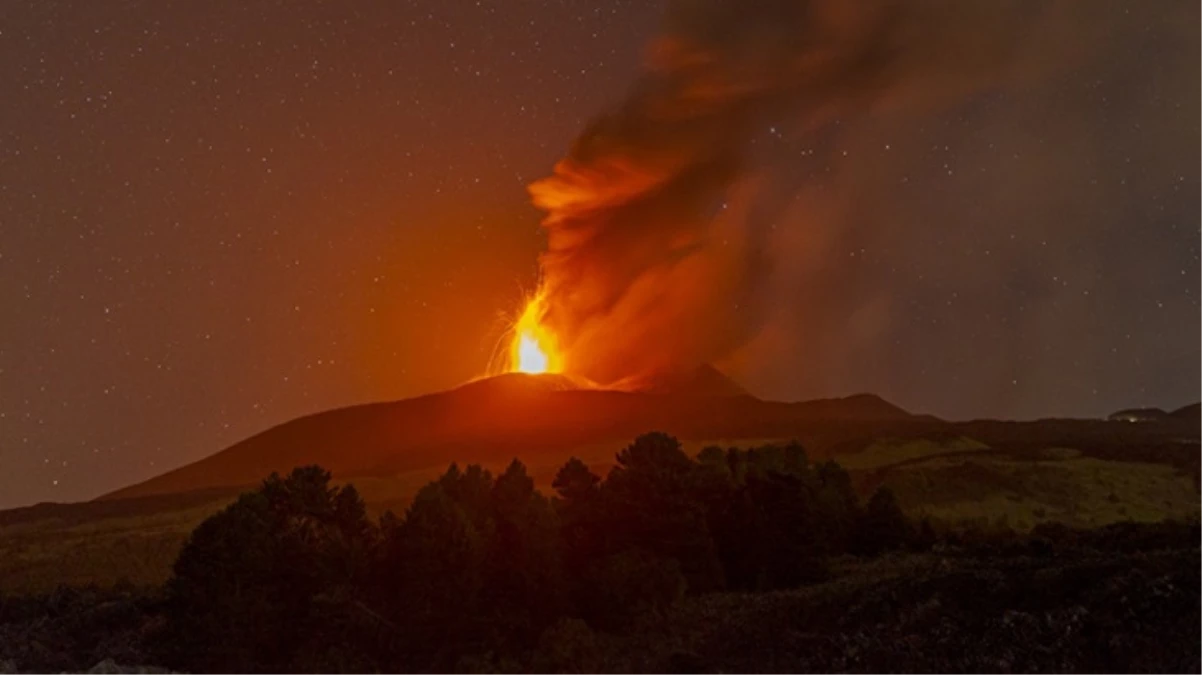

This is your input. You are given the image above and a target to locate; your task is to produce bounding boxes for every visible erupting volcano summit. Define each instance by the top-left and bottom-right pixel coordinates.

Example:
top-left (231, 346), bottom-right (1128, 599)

top-left (510, 292), bottom-right (562, 375)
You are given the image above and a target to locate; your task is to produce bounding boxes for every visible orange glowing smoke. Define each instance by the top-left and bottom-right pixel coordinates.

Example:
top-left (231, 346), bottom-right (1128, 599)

top-left (509, 292), bottom-right (563, 375)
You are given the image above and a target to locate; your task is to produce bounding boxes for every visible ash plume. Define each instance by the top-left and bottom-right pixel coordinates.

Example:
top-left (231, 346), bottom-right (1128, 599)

top-left (528, 0), bottom-right (1197, 400)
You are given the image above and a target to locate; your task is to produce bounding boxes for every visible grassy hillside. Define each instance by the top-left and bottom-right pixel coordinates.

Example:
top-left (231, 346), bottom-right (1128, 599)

top-left (838, 434), bottom-right (1200, 531)
top-left (0, 498), bottom-right (231, 594)
top-left (836, 436), bottom-right (990, 470)
top-left (880, 454), bottom-right (1198, 529)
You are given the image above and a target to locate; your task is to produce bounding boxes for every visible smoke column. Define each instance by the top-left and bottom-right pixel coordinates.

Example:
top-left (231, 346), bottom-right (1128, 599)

top-left (527, 0), bottom-right (1197, 406)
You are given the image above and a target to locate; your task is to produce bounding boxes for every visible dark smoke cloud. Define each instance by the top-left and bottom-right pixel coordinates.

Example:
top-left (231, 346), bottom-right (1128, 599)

top-left (530, 0), bottom-right (1199, 411)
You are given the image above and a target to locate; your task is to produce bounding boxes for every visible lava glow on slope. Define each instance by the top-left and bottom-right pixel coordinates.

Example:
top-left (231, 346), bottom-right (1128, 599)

top-left (509, 292), bottom-right (563, 375)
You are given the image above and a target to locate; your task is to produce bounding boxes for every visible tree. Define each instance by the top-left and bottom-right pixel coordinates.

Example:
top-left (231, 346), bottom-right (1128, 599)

top-left (380, 479), bottom-right (487, 668)
top-left (378, 461), bottom-right (566, 664)
top-left (693, 446), bottom-right (736, 503)
top-left (602, 433), bottom-right (725, 592)
top-left (553, 458), bottom-right (604, 574)
top-left (579, 549), bottom-right (686, 631)
top-left (154, 438), bottom-right (899, 672)
top-left (716, 471), bottom-right (826, 589)
top-left (739, 441), bottom-right (810, 481)
top-left (912, 517), bottom-right (938, 551)
top-left (855, 486), bottom-right (910, 555)
top-left (438, 462), bottom-right (495, 529)
top-left (482, 460), bottom-right (565, 645)
top-left (813, 460), bottom-right (862, 554)
top-left (611, 432), bottom-right (694, 485)
top-left (530, 618), bottom-right (604, 674)
top-left (706, 444), bottom-right (826, 590)
top-left (553, 457), bottom-right (601, 505)
top-left (159, 466), bottom-right (376, 673)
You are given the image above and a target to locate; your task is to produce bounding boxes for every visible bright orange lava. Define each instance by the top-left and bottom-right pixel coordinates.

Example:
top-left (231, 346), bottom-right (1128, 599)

top-left (510, 294), bottom-right (563, 375)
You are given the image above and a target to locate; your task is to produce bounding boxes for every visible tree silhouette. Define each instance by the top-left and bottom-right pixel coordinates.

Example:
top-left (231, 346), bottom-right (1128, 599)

top-left (155, 435), bottom-right (930, 673)
top-left (160, 466), bottom-right (375, 672)
top-left (705, 443), bottom-right (827, 589)
top-left (379, 478), bottom-right (487, 669)
top-left (580, 549), bottom-right (686, 630)
top-left (602, 433), bottom-right (725, 592)
top-left (553, 457), bottom-right (604, 574)
top-left (553, 457), bottom-right (602, 504)
top-left (482, 460), bottom-right (565, 645)
top-left (855, 486), bottom-right (910, 555)
top-left (813, 460), bottom-right (862, 554)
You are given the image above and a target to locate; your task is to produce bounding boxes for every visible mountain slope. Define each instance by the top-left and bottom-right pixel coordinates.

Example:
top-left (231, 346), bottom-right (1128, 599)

top-left (1170, 402), bottom-right (1201, 423)
top-left (101, 373), bottom-right (919, 501)
top-left (610, 364), bottom-right (750, 397)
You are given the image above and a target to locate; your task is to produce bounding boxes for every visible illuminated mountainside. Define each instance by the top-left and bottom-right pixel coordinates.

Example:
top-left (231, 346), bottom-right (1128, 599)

top-left (102, 372), bottom-right (918, 500)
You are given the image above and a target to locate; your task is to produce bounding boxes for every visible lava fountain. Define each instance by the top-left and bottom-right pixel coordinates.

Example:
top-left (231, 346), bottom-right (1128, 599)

top-left (509, 292), bottom-right (563, 375)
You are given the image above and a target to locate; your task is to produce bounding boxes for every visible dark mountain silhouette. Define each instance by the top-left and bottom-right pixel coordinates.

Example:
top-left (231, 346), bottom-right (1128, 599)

top-left (101, 373), bottom-right (920, 501)
top-left (1108, 407), bottom-right (1169, 422)
top-left (1169, 402), bottom-right (1200, 423)
top-left (1103, 402), bottom-right (1199, 425)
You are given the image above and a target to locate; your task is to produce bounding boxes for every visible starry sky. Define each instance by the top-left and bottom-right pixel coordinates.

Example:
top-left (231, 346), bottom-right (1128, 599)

top-left (1, 0), bottom-right (1198, 508)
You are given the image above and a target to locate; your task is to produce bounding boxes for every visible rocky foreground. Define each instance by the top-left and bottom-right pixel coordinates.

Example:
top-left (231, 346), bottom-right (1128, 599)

top-left (0, 659), bottom-right (172, 674)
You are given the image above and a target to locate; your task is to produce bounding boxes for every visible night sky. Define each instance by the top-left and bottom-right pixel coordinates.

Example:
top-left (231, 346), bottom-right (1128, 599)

top-left (2, 0), bottom-right (1198, 508)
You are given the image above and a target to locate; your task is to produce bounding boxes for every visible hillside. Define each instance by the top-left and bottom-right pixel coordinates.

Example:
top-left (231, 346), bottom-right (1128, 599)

top-left (1106, 402), bottom-right (1201, 424)
top-left (1170, 402), bottom-right (1201, 423)
top-left (102, 373), bottom-right (920, 501)
top-left (608, 363), bottom-right (751, 397)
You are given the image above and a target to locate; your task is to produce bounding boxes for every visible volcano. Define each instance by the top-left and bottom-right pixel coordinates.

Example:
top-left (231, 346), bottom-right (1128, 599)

top-left (101, 368), bottom-right (921, 501)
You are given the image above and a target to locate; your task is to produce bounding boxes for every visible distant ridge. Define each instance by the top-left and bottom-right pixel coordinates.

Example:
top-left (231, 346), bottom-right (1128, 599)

top-left (1108, 407), bottom-right (1169, 422)
top-left (100, 373), bottom-right (920, 502)
top-left (1106, 403), bottom-right (1200, 424)
top-left (610, 364), bottom-right (750, 397)
top-left (1169, 402), bottom-right (1200, 423)
top-left (804, 392), bottom-right (913, 420)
